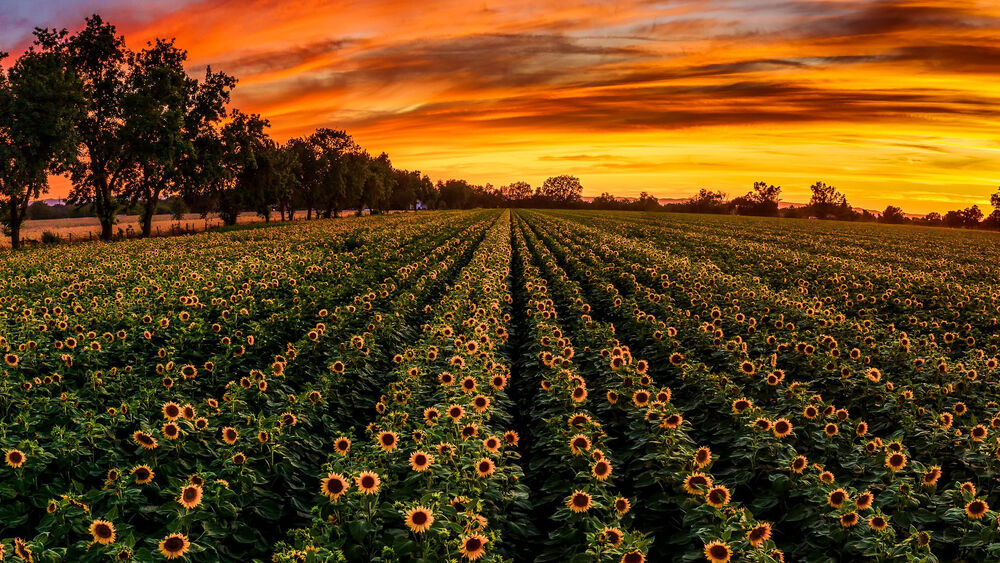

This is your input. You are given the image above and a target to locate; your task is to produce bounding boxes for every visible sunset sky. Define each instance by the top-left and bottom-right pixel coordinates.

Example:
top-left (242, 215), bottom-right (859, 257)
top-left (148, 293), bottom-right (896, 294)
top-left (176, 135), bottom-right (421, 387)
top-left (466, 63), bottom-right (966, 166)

top-left (3, 0), bottom-right (1000, 213)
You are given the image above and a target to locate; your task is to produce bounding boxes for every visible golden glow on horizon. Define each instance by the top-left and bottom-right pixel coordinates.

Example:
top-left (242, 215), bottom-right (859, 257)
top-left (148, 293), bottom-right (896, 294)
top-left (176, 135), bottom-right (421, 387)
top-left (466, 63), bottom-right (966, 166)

top-left (15, 0), bottom-right (1000, 214)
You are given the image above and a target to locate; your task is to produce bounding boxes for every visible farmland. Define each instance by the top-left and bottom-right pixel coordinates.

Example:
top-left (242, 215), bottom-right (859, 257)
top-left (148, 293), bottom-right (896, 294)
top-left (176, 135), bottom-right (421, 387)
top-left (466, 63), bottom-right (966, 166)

top-left (1, 209), bottom-right (999, 562)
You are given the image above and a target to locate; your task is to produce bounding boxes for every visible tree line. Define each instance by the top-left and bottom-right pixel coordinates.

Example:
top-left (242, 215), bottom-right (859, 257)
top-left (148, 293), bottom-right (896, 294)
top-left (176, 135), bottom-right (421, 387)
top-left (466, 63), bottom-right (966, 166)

top-left (0, 16), bottom-right (596, 249)
top-left (589, 182), bottom-right (1000, 229)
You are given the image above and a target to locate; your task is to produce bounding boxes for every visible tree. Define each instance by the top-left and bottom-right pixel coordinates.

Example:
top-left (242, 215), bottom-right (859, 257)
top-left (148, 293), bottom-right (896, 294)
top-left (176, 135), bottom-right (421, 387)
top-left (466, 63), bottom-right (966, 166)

top-left (943, 205), bottom-right (982, 229)
top-left (39, 15), bottom-right (136, 241)
top-left (122, 38), bottom-right (192, 237)
top-left (0, 42), bottom-right (84, 249)
top-left (987, 187), bottom-right (1000, 230)
top-left (634, 191), bottom-right (660, 211)
top-left (212, 110), bottom-right (270, 225)
top-left (733, 181), bottom-right (780, 216)
top-left (808, 181), bottom-right (851, 219)
top-left (536, 175), bottom-right (583, 205)
top-left (500, 181), bottom-right (533, 204)
top-left (880, 205), bottom-right (906, 224)
top-left (688, 189), bottom-right (727, 214)
top-left (438, 179), bottom-right (475, 209)
top-left (591, 192), bottom-right (619, 209)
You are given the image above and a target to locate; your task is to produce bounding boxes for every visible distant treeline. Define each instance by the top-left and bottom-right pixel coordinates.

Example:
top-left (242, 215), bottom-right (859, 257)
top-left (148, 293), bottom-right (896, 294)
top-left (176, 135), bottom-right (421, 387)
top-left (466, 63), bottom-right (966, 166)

top-left (577, 182), bottom-right (1000, 229)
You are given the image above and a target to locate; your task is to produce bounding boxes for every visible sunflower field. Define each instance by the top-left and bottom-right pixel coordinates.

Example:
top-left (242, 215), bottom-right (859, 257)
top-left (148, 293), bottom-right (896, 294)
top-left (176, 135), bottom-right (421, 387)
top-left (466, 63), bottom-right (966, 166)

top-left (2, 209), bottom-right (999, 562)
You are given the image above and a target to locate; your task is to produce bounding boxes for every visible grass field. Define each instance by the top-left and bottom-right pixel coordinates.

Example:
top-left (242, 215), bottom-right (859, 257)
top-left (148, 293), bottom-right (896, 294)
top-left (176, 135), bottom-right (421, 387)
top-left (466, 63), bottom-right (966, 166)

top-left (1, 209), bottom-right (998, 562)
top-left (4, 213), bottom-right (271, 247)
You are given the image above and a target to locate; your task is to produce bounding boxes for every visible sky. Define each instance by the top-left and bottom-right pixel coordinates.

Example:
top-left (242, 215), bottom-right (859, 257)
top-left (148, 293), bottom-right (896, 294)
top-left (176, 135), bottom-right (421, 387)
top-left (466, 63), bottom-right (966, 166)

top-left (2, 0), bottom-right (1000, 214)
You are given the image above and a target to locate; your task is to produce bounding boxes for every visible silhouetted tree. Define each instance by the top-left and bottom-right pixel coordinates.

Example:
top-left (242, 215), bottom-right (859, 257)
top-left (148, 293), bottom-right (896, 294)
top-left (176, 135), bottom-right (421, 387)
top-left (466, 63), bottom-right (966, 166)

top-left (0, 40), bottom-right (84, 248)
top-left (688, 189), bottom-right (727, 214)
top-left (733, 181), bottom-right (780, 216)
top-left (500, 181), bottom-right (533, 205)
top-left (39, 16), bottom-right (137, 241)
top-left (122, 39), bottom-right (191, 237)
top-left (536, 175), bottom-right (582, 206)
top-left (808, 181), bottom-right (852, 219)
top-left (881, 205), bottom-right (906, 224)
top-left (943, 205), bottom-right (982, 229)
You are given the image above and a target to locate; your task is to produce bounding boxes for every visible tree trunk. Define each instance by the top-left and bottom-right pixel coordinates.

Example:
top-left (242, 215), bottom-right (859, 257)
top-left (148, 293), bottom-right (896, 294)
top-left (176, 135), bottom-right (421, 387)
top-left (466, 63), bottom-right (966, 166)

top-left (141, 200), bottom-right (156, 238)
top-left (9, 220), bottom-right (21, 250)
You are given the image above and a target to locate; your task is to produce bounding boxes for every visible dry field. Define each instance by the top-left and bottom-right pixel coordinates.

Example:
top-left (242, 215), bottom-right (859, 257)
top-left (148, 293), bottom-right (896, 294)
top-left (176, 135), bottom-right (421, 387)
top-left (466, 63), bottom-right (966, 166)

top-left (6, 212), bottom-right (277, 247)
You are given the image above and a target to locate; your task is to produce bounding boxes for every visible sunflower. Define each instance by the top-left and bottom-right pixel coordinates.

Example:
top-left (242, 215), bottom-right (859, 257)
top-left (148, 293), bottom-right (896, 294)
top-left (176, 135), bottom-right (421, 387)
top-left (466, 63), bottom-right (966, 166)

top-left (158, 533), bottom-right (191, 559)
top-left (356, 471), bottom-right (381, 495)
top-left (569, 434), bottom-right (591, 455)
top-left (404, 506), bottom-right (435, 533)
top-left (14, 538), bottom-right (31, 561)
top-left (221, 426), bottom-right (239, 445)
top-left (472, 395), bottom-right (490, 412)
top-left (162, 402), bottom-right (181, 421)
top-left (886, 452), bottom-right (907, 472)
top-left (868, 515), bottom-right (889, 531)
top-left (729, 398), bottom-right (752, 414)
top-left (922, 466), bottom-right (942, 487)
top-left (683, 473), bottom-right (713, 495)
top-left (116, 547), bottom-right (132, 560)
top-left (632, 390), bottom-right (650, 407)
top-left (88, 519), bottom-right (116, 545)
top-left (661, 413), bottom-right (683, 429)
top-left (600, 527), bottom-right (624, 547)
top-left (621, 551), bottom-right (645, 563)
top-left (972, 425), bottom-right (988, 442)
top-left (855, 492), bottom-right (874, 510)
top-left (705, 486), bottom-right (730, 508)
top-left (334, 437), bottom-right (351, 455)
top-left (320, 473), bottom-right (349, 501)
top-left (827, 488), bottom-right (849, 508)
top-left (162, 422), bottom-right (180, 440)
top-left (841, 512), bottom-right (860, 527)
top-left (178, 484), bottom-right (203, 510)
top-left (132, 431), bottom-right (158, 450)
top-left (819, 471), bottom-right (835, 484)
top-left (966, 499), bottom-right (989, 519)
top-left (475, 458), bottom-right (496, 478)
top-left (746, 522), bottom-right (772, 547)
top-left (917, 531), bottom-right (931, 547)
top-left (566, 490), bottom-right (592, 513)
top-left (458, 534), bottom-right (488, 560)
top-left (791, 455), bottom-right (808, 474)
top-left (773, 418), bottom-right (793, 438)
top-left (410, 451), bottom-right (434, 471)
top-left (704, 540), bottom-right (732, 563)
top-left (377, 431), bottom-right (399, 451)
top-left (450, 496), bottom-right (470, 512)
top-left (693, 446), bottom-right (712, 468)
top-left (592, 460), bottom-right (613, 481)
top-left (461, 424), bottom-right (479, 440)
top-left (461, 376), bottom-right (477, 392)
top-left (614, 496), bottom-right (631, 514)
top-left (856, 421), bottom-right (868, 436)
top-left (754, 418), bottom-right (772, 432)
top-left (5, 449), bottom-right (26, 468)
top-left (503, 430), bottom-right (520, 446)
top-left (130, 465), bottom-right (154, 484)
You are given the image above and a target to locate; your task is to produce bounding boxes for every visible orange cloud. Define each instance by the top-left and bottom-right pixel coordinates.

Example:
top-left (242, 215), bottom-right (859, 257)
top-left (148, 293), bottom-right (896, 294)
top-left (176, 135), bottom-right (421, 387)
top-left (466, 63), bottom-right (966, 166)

top-left (9, 0), bottom-right (1000, 213)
